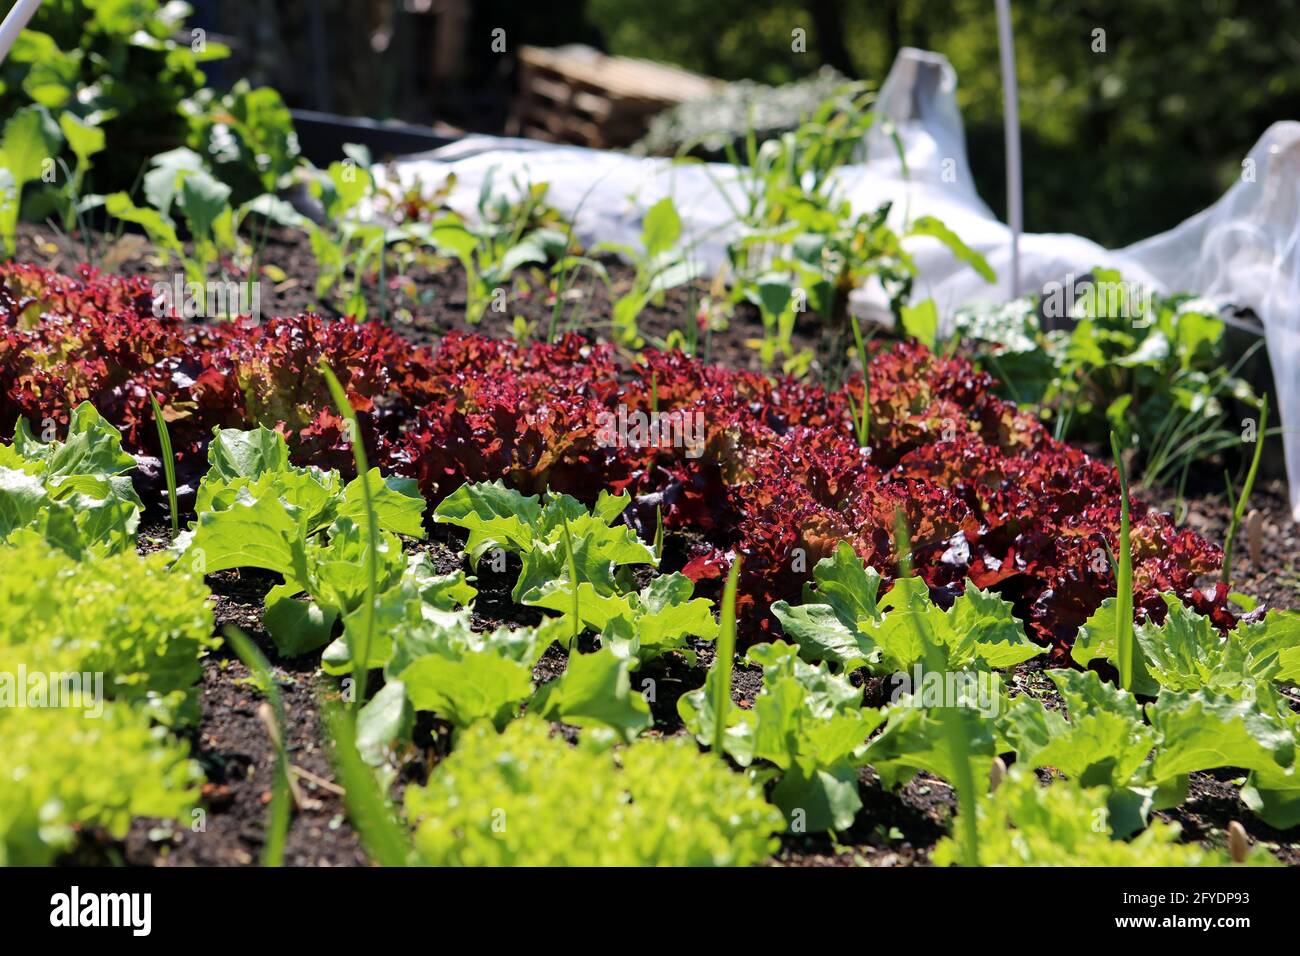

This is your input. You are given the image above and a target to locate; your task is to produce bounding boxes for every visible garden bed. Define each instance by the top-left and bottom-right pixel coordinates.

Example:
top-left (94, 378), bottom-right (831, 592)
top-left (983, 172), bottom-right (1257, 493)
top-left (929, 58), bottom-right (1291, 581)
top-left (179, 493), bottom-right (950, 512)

top-left (6, 228), bottom-right (1297, 869)
top-left (102, 487), bottom-right (1300, 867)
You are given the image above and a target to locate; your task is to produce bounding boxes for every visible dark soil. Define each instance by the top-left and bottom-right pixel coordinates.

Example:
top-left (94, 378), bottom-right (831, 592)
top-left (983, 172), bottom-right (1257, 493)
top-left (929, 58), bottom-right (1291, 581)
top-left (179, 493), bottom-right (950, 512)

top-left (19, 219), bottom-right (1300, 867)
top-left (1149, 480), bottom-right (1300, 614)
top-left (109, 532), bottom-right (367, 867)
top-left (1155, 769), bottom-right (1300, 867)
top-left (14, 220), bottom-right (823, 377)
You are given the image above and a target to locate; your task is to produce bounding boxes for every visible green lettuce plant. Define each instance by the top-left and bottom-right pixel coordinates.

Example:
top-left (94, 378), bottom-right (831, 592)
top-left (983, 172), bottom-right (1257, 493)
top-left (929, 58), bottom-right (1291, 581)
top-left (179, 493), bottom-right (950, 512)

top-left (1071, 594), bottom-right (1300, 696)
top-left (436, 481), bottom-right (715, 666)
top-left (680, 639), bottom-right (883, 832)
top-left (999, 667), bottom-right (1299, 834)
top-left (180, 425), bottom-right (426, 655)
top-left (435, 482), bottom-right (653, 618)
top-left (405, 716), bottom-right (783, 866)
top-left (0, 0), bottom-right (227, 198)
top-left (327, 600), bottom-right (648, 746)
top-left (0, 532), bottom-right (217, 726)
top-left (0, 402), bottom-right (143, 557)
top-left (933, 767), bottom-right (1276, 867)
top-left (0, 701), bottom-right (202, 866)
top-left (593, 573), bottom-right (718, 666)
top-left (861, 677), bottom-right (1003, 794)
top-left (772, 542), bottom-right (1040, 674)
top-left (529, 644), bottom-right (653, 742)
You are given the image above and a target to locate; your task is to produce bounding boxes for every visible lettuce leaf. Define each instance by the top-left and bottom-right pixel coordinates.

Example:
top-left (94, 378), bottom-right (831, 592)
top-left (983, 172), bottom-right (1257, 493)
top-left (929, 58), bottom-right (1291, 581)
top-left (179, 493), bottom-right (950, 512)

top-left (0, 702), bottom-right (202, 866)
top-left (0, 534), bottom-right (217, 725)
top-left (1, 403), bottom-right (143, 556)
top-left (405, 716), bottom-right (782, 865)
top-left (434, 481), bottom-right (656, 619)
top-left (775, 547), bottom-right (1039, 674)
top-left (184, 425), bottom-right (426, 655)
top-left (933, 767), bottom-right (1277, 867)
top-left (531, 645), bottom-right (653, 742)
top-left (680, 640), bottom-right (882, 831)
top-left (1073, 595), bottom-right (1300, 695)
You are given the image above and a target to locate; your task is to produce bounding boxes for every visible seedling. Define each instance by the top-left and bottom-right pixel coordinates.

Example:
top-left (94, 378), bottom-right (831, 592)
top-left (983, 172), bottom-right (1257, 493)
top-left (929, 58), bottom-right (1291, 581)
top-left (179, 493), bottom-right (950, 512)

top-left (846, 316), bottom-right (871, 448)
top-left (713, 556), bottom-right (742, 757)
top-left (595, 197), bottom-right (696, 349)
top-left (652, 504), bottom-right (664, 562)
top-left (561, 511), bottom-right (581, 645)
top-left (1222, 393), bottom-right (1269, 584)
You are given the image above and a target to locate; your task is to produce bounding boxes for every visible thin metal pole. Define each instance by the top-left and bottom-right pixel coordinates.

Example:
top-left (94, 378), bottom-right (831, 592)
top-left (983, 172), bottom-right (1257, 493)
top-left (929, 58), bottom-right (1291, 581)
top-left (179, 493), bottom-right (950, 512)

top-left (995, 0), bottom-right (1022, 298)
top-left (0, 0), bottom-right (42, 66)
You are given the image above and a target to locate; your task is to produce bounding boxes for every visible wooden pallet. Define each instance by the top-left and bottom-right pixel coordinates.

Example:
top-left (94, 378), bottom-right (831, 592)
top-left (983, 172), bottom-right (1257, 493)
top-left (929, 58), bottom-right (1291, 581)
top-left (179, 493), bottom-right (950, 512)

top-left (512, 44), bottom-right (717, 149)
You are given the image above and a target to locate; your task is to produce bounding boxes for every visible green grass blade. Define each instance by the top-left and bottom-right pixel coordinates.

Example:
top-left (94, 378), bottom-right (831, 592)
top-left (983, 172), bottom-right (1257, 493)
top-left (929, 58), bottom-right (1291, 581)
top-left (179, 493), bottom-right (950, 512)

top-left (653, 504), bottom-right (664, 563)
top-left (713, 555), bottom-right (742, 757)
top-left (149, 395), bottom-right (179, 535)
top-left (1222, 393), bottom-right (1269, 584)
top-left (851, 313), bottom-right (871, 445)
top-left (321, 696), bottom-right (414, 867)
top-left (561, 511), bottom-right (581, 645)
top-left (318, 361), bottom-right (378, 716)
top-left (845, 389), bottom-right (862, 447)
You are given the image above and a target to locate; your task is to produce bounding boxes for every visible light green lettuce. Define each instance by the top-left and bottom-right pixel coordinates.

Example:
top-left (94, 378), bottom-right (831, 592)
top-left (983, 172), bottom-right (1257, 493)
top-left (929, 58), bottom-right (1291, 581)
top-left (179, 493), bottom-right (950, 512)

top-left (680, 639), bottom-right (883, 831)
top-left (406, 716), bottom-right (783, 866)
top-left (773, 542), bottom-right (1040, 674)
top-left (933, 767), bottom-right (1277, 867)
top-left (0, 403), bottom-right (143, 556)
top-left (181, 426), bottom-right (427, 655)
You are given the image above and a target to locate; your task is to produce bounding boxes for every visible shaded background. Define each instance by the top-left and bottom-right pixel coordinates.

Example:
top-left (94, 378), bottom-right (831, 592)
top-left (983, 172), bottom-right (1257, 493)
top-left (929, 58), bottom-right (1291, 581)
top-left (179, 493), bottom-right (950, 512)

top-left (194, 1), bottom-right (1300, 248)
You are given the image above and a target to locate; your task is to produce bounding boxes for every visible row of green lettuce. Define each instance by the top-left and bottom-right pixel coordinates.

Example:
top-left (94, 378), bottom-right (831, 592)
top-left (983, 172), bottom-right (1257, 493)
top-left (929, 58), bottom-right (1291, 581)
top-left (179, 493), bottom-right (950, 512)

top-left (0, 405), bottom-right (215, 865)
top-left (4, 403), bottom-right (1300, 865)
top-left (158, 417), bottom-right (1300, 864)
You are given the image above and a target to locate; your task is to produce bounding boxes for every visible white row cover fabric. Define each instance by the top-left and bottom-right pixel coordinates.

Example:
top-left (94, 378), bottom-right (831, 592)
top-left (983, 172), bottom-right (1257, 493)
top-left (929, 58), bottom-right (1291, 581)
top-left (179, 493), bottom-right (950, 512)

top-left (379, 48), bottom-right (1300, 520)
